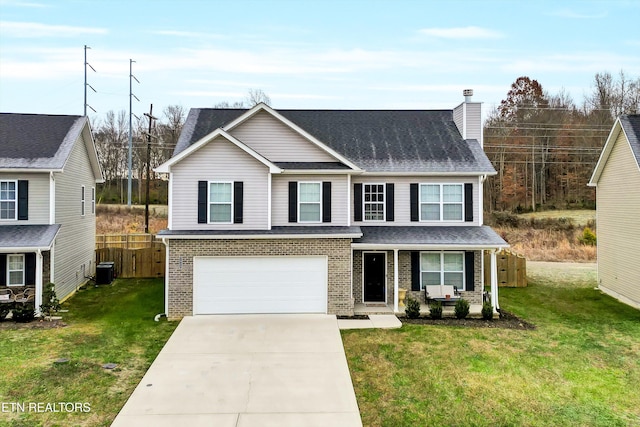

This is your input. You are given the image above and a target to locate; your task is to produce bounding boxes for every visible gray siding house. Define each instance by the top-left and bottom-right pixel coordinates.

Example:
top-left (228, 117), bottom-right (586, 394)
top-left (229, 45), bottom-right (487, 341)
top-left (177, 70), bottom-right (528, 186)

top-left (156, 92), bottom-right (508, 318)
top-left (0, 113), bottom-right (103, 311)
top-left (588, 115), bottom-right (640, 309)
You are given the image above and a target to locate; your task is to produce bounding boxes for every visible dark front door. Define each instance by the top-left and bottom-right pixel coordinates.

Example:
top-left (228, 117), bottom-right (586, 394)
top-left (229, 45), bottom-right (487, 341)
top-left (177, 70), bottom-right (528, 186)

top-left (364, 252), bottom-right (386, 302)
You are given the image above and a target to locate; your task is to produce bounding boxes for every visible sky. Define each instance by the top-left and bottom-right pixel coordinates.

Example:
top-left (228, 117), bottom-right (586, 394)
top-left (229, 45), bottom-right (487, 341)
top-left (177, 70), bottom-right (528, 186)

top-left (0, 0), bottom-right (639, 124)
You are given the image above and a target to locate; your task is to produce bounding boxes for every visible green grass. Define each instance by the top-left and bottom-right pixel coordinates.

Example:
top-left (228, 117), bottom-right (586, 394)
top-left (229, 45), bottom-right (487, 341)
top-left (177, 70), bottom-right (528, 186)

top-left (0, 279), bottom-right (177, 427)
top-left (518, 209), bottom-right (596, 226)
top-left (342, 269), bottom-right (640, 427)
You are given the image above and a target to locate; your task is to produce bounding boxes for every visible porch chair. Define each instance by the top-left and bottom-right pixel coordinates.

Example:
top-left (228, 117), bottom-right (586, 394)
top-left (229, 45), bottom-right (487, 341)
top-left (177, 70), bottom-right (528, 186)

top-left (0, 288), bottom-right (16, 304)
top-left (15, 288), bottom-right (36, 304)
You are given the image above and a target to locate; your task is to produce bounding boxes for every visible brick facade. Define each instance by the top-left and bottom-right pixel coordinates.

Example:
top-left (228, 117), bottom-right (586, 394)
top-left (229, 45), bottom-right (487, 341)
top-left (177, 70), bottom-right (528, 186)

top-left (167, 238), bottom-right (353, 319)
top-left (354, 249), bottom-right (484, 306)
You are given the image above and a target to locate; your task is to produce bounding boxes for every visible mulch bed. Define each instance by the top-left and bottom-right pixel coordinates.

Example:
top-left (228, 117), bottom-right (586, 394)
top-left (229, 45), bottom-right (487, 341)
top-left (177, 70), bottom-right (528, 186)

top-left (0, 319), bottom-right (67, 330)
top-left (400, 310), bottom-right (536, 330)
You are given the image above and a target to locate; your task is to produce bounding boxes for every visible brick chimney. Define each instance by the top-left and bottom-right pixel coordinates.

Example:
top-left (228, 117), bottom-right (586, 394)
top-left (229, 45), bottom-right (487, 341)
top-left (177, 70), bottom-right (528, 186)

top-left (453, 89), bottom-right (483, 147)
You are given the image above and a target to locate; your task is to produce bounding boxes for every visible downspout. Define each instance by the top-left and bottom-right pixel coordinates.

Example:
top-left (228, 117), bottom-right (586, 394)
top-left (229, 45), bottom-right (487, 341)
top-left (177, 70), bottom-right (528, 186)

top-left (154, 237), bottom-right (169, 322)
top-left (490, 249), bottom-right (500, 312)
top-left (35, 249), bottom-right (43, 316)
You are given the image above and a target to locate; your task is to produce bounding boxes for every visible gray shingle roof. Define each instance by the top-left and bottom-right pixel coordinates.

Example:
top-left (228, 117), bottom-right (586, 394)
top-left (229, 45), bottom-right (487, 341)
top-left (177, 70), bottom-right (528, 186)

top-left (620, 114), bottom-right (640, 167)
top-left (174, 108), bottom-right (496, 174)
top-left (0, 113), bottom-right (86, 169)
top-left (157, 226), bottom-right (362, 238)
top-left (273, 162), bottom-right (351, 170)
top-left (354, 226), bottom-right (508, 247)
top-left (0, 224), bottom-right (61, 249)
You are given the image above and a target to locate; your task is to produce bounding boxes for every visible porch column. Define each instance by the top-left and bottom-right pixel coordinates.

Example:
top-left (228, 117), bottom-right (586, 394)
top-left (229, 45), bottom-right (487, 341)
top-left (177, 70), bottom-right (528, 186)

top-left (35, 250), bottom-right (43, 316)
top-left (393, 249), bottom-right (399, 313)
top-left (490, 249), bottom-right (499, 311)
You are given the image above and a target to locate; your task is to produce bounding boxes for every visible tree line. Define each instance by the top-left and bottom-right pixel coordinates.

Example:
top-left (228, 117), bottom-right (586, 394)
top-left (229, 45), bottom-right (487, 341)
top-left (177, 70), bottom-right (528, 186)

top-left (483, 71), bottom-right (639, 212)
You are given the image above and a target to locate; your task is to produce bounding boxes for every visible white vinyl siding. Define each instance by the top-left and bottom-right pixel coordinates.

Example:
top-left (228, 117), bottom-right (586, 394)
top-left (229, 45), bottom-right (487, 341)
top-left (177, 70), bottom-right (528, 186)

top-left (170, 134), bottom-right (269, 230)
top-left (352, 176), bottom-right (479, 226)
top-left (596, 129), bottom-right (640, 307)
top-left (230, 110), bottom-right (336, 162)
top-left (0, 173), bottom-right (50, 224)
top-left (298, 182), bottom-right (321, 223)
top-left (209, 182), bottom-right (233, 223)
top-left (271, 174), bottom-right (349, 226)
top-left (53, 130), bottom-right (97, 300)
top-left (421, 252), bottom-right (465, 291)
top-left (364, 184), bottom-right (385, 221)
top-left (7, 254), bottom-right (25, 286)
top-left (0, 180), bottom-right (16, 220)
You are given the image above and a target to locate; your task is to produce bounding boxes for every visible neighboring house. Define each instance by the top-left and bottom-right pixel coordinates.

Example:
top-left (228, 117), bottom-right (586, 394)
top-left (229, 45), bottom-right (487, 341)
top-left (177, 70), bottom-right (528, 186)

top-left (0, 113), bottom-right (103, 312)
top-left (588, 115), bottom-right (640, 310)
top-left (156, 91), bottom-right (508, 318)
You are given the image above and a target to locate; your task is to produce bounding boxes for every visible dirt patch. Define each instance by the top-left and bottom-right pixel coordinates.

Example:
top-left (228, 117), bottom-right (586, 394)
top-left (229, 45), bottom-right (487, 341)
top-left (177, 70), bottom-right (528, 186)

top-left (0, 319), bottom-right (67, 330)
top-left (400, 310), bottom-right (536, 330)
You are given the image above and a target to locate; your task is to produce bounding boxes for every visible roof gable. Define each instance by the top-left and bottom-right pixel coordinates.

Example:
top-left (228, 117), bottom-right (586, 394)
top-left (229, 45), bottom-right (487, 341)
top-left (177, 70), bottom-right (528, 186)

top-left (0, 113), bottom-right (103, 181)
top-left (589, 115), bottom-right (640, 185)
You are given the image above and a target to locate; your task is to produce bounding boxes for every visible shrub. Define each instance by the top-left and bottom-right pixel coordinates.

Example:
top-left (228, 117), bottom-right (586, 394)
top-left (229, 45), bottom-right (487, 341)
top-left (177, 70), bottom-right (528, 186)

top-left (405, 296), bottom-right (421, 319)
top-left (40, 282), bottom-right (60, 318)
top-left (481, 302), bottom-right (494, 320)
top-left (578, 227), bottom-right (597, 246)
top-left (12, 304), bottom-right (35, 323)
top-left (454, 299), bottom-right (470, 319)
top-left (429, 301), bottom-right (443, 319)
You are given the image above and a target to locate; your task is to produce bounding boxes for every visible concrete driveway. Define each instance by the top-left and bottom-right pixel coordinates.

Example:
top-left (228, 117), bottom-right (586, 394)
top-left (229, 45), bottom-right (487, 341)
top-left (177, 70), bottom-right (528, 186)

top-left (111, 314), bottom-right (362, 427)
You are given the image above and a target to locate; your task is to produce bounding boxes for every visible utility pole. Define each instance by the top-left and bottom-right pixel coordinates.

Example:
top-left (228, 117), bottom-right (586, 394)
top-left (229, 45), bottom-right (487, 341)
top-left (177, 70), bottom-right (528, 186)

top-left (128, 59), bottom-right (140, 207)
top-left (143, 104), bottom-right (157, 234)
top-left (84, 45), bottom-right (96, 116)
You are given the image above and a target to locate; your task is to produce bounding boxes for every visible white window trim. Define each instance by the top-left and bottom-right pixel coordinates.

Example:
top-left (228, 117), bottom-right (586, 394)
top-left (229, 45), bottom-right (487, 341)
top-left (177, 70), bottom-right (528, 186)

top-left (7, 254), bottom-right (25, 287)
top-left (0, 180), bottom-right (17, 221)
top-left (363, 183), bottom-right (386, 222)
top-left (207, 181), bottom-right (234, 224)
top-left (419, 183), bottom-right (464, 222)
top-left (298, 181), bottom-right (322, 224)
top-left (81, 185), bottom-right (86, 217)
top-left (419, 251), bottom-right (465, 291)
top-left (91, 187), bottom-right (96, 214)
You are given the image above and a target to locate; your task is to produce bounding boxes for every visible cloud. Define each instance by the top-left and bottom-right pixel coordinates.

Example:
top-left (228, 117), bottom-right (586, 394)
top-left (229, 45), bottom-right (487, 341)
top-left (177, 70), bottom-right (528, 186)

top-left (149, 30), bottom-right (227, 40)
top-left (418, 26), bottom-right (503, 39)
top-left (549, 8), bottom-right (607, 19)
top-left (0, 0), bottom-right (51, 7)
top-left (0, 21), bottom-right (108, 37)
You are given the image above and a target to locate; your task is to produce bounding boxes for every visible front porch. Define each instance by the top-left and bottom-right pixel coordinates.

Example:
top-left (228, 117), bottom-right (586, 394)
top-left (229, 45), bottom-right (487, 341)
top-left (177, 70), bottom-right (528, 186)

top-left (354, 302), bottom-right (486, 318)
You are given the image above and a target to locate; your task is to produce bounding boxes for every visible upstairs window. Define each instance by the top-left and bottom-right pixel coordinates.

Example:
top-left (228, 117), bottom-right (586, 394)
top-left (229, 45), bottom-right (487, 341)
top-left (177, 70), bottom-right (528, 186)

top-left (298, 182), bottom-right (321, 222)
top-left (364, 184), bottom-right (385, 221)
top-left (209, 182), bottom-right (233, 223)
top-left (81, 186), bottom-right (85, 216)
top-left (0, 181), bottom-right (17, 220)
top-left (420, 184), bottom-right (463, 221)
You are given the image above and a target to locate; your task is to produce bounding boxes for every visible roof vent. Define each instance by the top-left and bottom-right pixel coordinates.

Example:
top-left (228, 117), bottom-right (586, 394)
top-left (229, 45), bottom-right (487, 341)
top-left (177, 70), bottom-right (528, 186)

top-left (463, 89), bottom-right (473, 102)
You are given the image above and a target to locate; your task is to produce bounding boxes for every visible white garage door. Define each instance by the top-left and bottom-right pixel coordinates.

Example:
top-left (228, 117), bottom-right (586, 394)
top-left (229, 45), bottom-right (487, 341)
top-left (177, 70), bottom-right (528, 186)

top-left (193, 256), bottom-right (328, 314)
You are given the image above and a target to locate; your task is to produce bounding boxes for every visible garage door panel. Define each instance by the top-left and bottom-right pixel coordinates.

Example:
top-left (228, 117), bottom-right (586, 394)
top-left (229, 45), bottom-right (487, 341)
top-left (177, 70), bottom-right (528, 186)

top-left (193, 256), bottom-right (327, 314)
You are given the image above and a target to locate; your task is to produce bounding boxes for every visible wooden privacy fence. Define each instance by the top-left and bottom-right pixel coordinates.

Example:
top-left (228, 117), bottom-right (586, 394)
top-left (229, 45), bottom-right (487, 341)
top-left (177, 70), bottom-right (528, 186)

top-left (484, 249), bottom-right (527, 288)
top-left (95, 234), bottom-right (165, 279)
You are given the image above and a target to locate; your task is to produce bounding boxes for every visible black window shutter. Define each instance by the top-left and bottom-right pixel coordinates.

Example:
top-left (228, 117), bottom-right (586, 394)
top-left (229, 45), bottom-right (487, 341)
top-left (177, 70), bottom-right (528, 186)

top-left (0, 254), bottom-right (6, 286)
top-left (465, 251), bottom-right (475, 291)
top-left (18, 180), bottom-right (28, 220)
top-left (385, 183), bottom-right (394, 222)
top-left (288, 181), bottom-right (298, 223)
top-left (464, 183), bottom-right (473, 222)
top-left (410, 183), bottom-right (419, 222)
top-left (322, 181), bottom-right (331, 223)
top-left (25, 253), bottom-right (36, 285)
top-left (411, 252), bottom-right (421, 291)
top-left (353, 183), bottom-right (363, 222)
top-left (233, 182), bottom-right (243, 224)
top-left (197, 181), bottom-right (207, 224)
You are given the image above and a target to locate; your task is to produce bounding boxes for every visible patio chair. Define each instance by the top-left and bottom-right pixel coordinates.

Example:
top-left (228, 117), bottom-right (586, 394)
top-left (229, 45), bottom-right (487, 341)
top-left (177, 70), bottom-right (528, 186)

top-left (14, 288), bottom-right (36, 304)
top-left (0, 288), bottom-right (15, 304)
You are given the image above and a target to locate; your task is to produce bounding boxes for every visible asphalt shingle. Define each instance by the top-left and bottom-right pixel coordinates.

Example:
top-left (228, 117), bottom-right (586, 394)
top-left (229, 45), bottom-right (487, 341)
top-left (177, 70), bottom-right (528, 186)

top-left (0, 224), bottom-right (61, 249)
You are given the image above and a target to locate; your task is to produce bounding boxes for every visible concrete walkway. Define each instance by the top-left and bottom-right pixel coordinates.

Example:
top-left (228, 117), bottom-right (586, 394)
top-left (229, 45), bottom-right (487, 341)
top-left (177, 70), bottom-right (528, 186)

top-left (111, 315), bottom-right (362, 427)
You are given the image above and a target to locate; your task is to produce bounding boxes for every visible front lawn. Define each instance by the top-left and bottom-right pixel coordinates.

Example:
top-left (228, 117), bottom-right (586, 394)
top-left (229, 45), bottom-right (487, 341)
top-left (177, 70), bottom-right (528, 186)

top-left (342, 268), bottom-right (640, 427)
top-left (0, 279), bottom-right (177, 427)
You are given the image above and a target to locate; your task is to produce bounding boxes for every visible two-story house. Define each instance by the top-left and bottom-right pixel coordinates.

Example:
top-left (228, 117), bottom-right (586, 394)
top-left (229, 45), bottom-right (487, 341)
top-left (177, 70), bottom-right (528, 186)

top-left (0, 113), bottom-right (103, 312)
top-left (156, 91), bottom-right (508, 318)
